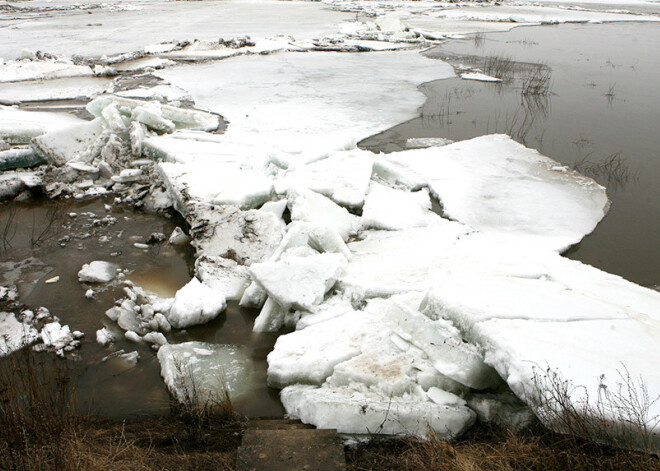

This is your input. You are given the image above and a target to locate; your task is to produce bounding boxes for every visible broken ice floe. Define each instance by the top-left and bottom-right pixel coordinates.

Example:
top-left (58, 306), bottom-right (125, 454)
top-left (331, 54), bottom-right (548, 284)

top-left (167, 278), bottom-right (226, 329)
top-left (378, 134), bottom-right (610, 253)
top-left (78, 260), bottom-right (118, 283)
top-left (282, 384), bottom-right (476, 439)
top-left (158, 342), bottom-right (256, 406)
top-left (0, 311), bottom-right (39, 355)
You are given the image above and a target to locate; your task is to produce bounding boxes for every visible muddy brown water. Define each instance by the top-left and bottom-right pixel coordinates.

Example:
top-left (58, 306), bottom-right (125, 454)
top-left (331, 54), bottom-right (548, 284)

top-left (0, 197), bottom-right (283, 418)
top-left (361, 22), bottom-right (660, 287)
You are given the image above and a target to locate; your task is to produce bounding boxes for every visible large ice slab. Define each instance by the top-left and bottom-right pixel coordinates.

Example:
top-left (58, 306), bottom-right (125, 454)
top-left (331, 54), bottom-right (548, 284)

top-left (0, 106), bottom-right (84, 144)
top-left (282, 384), bottom-right (476, 438)
top-left (158, 341), bottom-right (256, 405)
top-left (182, 203), bottom-right (284, 265)
top-left (287, 188), bottom-right (357, 241)
top-left (250, 253), bottom-right (347, 311)
top-left (339, 223), bottom-right (470, 299)
top-left (158, 50), bottom-right (454, 164)
top-left (381, 134), bottom-right (609, 252)
top-left (422, 252), bottom-right (660, 439)
top-left (275, 149), bottom-right (374, 208)
top-left (361, 182), bottom-right (438, 230)
top-left (159, 161), bottom-right (273, 210)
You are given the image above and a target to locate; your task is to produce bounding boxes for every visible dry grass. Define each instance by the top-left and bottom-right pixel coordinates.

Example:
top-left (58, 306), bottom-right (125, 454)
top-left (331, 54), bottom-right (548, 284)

top-left (0, 349), bottom-right (243, 471)
top-left (346, 424), bottom-right (660, 471)
top-left (531, 366), bottom-right (659, 454)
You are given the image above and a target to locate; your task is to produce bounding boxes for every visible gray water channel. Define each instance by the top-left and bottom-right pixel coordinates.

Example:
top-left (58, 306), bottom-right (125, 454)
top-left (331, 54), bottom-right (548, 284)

top-left (362, 22), bottom-right (660, 287)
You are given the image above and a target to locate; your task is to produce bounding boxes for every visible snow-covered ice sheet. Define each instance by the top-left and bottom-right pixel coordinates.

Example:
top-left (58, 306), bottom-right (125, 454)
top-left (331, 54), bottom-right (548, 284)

top-left (429, 5), bottom-right (660, 25)
top-left (157, 50), bottom-right (454, 164)
top-left (360, 182), bottom-right (439, 230)
top-left (0, 77), bottom-right (112, 103)
top-left (158, 341), bottom-right (257, 405)
top-left (380, 134), bottom-right (609, 253)
top-left (0, 0), bottom-right (355, 59)
top-left (338, 223), bottom-right (470, 299)
top-left (0, 106), bottom-right (84, 144)
top-left (0, 59), bottom-right (93, 83)
top-left (274, 149), bottom-right (374, 209)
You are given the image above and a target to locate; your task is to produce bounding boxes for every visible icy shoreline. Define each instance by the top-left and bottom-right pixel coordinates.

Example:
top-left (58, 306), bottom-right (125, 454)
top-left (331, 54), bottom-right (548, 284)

top-left (1, 0), bottom-right (659, 448)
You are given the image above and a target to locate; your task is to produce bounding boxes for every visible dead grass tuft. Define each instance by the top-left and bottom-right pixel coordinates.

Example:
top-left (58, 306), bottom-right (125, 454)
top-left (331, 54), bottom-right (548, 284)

top-left (0, 349), bottom-right (243, 470)
top-left (346, 424), bottom-right (660, 471)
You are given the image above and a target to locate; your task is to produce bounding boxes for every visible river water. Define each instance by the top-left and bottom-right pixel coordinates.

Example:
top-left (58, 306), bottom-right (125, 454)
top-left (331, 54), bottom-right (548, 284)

top-left (362, 22), bottom-right (660, 287)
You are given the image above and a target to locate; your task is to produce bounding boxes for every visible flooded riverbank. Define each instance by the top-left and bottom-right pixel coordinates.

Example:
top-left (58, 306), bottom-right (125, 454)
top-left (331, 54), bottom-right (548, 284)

top-left (361, 22), bottom-right (660, 286)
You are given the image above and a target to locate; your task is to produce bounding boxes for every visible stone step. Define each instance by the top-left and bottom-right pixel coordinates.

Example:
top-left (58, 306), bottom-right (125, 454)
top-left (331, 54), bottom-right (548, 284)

top-left (237, 426), bottom-right (346, 471)
top-left (248, 418), bottom-right (314, 430)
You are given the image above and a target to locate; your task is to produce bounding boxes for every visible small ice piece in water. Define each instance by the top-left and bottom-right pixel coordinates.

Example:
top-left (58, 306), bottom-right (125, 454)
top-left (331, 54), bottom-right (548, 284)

top-left (45, 276), bottom-right (60, 284)
top-left (124, 330), bottom-right (142, 343)
top-left (143, 332), bottom-right (167, 346)
top-left (166, 278), bottom-right (226, 329)
top-left (460, 72), bottom-right (503, 82)
top-left (78, 261), bottom-right (118, 283)
top-left (158, 342), bottom-right (256, 406)
top-left (168, 226), bottom-right (191, 245)
top-left (85, 289), bottom-right (95, 299)
top-left (120, 351), bottom-right (140, 365)
top-left (96, 327), bottom-right (117, 346)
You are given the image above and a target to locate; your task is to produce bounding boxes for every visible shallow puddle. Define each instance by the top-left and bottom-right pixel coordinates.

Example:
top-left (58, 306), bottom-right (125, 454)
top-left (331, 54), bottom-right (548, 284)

top-left (0, 197), bottom-right (284, 418)
top-left (361, 22), bottom-right (660, 286)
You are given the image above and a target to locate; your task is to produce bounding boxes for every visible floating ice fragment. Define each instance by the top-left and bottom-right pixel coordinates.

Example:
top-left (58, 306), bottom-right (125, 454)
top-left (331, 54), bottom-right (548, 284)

top-left (166, 278), bottom-right (226, 329)
top-left (78, 261), bottom-right (118, 283)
